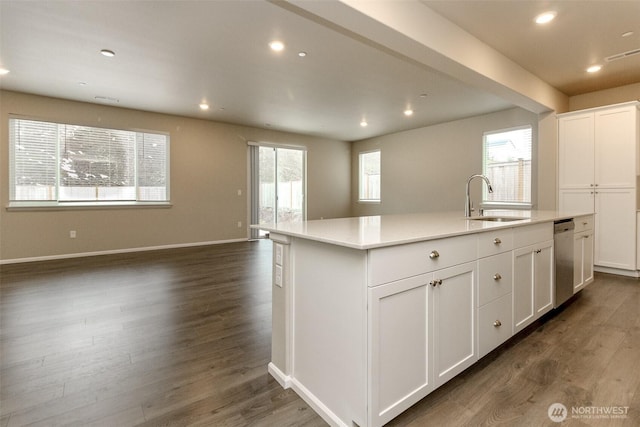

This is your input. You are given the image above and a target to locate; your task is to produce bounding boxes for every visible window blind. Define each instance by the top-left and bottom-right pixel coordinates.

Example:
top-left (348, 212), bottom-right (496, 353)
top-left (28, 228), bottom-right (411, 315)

top-left (9, 118), bottom-right (169, 203)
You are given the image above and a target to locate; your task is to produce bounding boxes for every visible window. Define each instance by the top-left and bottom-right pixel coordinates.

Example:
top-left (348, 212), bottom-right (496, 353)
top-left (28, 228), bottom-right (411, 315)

top-left (359, 150), bottom-right (380, 202)
top-left (482, 125), bottom-right (532, 206)
top-left (9, 118), bottom-right (169, 205)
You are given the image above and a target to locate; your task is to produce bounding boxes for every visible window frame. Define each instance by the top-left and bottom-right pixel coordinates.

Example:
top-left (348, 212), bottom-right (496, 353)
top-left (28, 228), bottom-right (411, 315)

top-left (358, 149), bottom-right (381, 203)
top-left (7, 115), bottom-right (171, 210)
top-left (481, 124), bottom-right (535, 210)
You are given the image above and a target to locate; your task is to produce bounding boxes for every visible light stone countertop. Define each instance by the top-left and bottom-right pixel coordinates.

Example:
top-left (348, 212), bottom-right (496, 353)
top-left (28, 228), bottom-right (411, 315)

top-left (254, 210), bottom-right (594, 250)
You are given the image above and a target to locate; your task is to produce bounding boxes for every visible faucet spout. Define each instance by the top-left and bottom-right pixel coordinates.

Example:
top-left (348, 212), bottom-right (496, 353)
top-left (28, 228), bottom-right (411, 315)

top-left (465, 174), bottom-right (493, 217)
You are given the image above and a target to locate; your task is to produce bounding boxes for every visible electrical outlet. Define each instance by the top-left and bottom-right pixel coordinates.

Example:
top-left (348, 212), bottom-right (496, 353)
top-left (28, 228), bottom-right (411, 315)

top-left (70, 230), bottom-right (77, 239)
top-left (237, 221), bottom-right (242, 228)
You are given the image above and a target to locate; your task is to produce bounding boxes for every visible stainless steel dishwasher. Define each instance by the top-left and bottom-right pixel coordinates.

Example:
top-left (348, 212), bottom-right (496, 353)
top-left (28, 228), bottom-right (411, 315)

top-left (554, 218), bottom-right (575, 308)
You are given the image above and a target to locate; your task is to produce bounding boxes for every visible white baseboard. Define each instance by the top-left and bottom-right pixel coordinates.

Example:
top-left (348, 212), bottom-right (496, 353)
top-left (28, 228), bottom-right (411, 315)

top-left (0, 238), bottom-right (248, 265)
top-left (594, 266), bottom-right (640, 278)
top-left (267, 362), bottom-right (291, 389)
top-left (290, 377), bottom-right (349, 427)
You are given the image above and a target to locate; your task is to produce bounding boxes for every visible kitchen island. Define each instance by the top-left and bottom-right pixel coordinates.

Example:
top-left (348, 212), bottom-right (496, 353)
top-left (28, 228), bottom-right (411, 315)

top-left (255, 210), bottom-right (593, 427)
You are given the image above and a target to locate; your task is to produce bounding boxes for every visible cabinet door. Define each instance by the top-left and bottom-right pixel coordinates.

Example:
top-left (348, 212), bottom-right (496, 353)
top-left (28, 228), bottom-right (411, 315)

top-left (595, 189), bottom-right (637, 270)
top-left (558, 113), bottom-right (594, 189)
top-left (534, 241), bottom-right (554, 317)
top-left (513, 246), bottom-right (535, 333)
top-left (595, 106), bottom-right (637, 188)
top-left (574, 230), bottom-right (594, 293)
top-left (431, 261), bottom-right (477, 388)
top-left (558, 189), bottom-right (594, 214)
top-left (369, 274), bottom-right (431, 427)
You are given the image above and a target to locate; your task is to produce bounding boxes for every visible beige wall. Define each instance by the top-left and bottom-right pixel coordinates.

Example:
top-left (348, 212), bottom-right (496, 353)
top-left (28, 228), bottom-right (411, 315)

top-left (0, 91), bottom-right (351, 261)
top-left (569, 82), bottom-right (640, 111)
top-left (350, 107), bottom-right (543, 216)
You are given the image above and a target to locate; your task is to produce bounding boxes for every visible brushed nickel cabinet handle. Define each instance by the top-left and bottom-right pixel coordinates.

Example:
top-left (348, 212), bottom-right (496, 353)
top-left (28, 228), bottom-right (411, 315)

top-left (493, 273), bottom-right (502, 281)
top-left (429, 250), bottom-right (440, 259)
top-left (493, 320), bottom-right (502, 327)
top-left (493, 238), bottom-right (502, 245)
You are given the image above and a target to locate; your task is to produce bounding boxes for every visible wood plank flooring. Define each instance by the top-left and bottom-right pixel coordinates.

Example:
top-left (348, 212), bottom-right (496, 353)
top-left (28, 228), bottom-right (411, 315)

top-left (1, 240), bottom-right (639, 426)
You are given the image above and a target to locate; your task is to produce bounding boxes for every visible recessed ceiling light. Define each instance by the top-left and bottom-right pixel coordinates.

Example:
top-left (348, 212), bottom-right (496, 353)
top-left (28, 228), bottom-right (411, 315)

top-left (298, 51), bottom-right (307, 57)
top-left (100, 49), bottom-right (115, 57)
top-left (586, 65), bottom-right (602, 73)
top-left (360, 120), bottom-right (368, 127)
top-left (199, 103), bottom-right (210, 111)
top-left (535, 11), bottom-right (557, 24)
top-left (622, 31), bottom-right (634, 38)
top-left (269, 41), bottom-right (285, 52)
top-left (0, 68), bottom-right (9, 76)
top-left (404, 109), bottom-right (414, 117)
top-left (419, 93), bottom-right (428, 98)
top-left (78, 81), bottom-right (87, 86)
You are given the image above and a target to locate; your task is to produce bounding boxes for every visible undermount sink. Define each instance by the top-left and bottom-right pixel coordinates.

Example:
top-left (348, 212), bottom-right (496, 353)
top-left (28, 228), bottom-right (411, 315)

top-left (467, 216), bottom-right (528, 222)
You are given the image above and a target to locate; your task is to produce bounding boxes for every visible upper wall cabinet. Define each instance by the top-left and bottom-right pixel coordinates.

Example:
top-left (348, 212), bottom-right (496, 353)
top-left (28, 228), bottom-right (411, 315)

top-left (559, 103), bottom-right (639, 190)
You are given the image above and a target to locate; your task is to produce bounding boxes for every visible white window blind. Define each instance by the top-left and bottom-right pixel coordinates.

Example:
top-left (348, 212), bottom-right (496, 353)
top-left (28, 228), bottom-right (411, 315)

top-left (482, 126), bottom-right (532, 206)
top-left (359, 150), bottom-right (380, 202)
top-left (9, 118), bottom-right (169, 203)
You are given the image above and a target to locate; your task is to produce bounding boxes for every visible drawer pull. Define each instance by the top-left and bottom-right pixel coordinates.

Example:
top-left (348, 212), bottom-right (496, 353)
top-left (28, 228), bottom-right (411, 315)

top-left (493, 273), bottom-right (502, 281)
top-left (429, 279), bottom-right (443, 287)
top-left (429, 250), bottom-right (440, 259)
top-left (493, 320), bottom-right (502, 327)
top-left (583, 222), bottom-right (588, 226)
top-left (493, 238), bottom-right (502, 245)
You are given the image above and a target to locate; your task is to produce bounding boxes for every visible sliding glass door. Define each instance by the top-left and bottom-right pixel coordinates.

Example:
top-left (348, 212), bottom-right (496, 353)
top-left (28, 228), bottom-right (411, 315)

top-left (250, 144), bottom-right (306, 238)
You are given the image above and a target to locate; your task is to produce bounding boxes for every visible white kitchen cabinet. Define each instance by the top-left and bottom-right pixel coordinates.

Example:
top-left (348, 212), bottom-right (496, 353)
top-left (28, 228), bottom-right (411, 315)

top-left (558, 112), bottom-right (594, 189)
top-left (477, 251), bottom-right (513, 358)
top-left (558, 101), bottom-right (639, 273)
top-left (594, 189), bottom-right (637, 270)
top-left (574, 219), bottom-right (594, 294)
top-left (431, 261), bottom-right (477, 388)
top-left (369, 274), bottom-right (432, 426)
top-left (368, 260), bottom-right (477, 425)
top-left (513, 224), bottom-right (554, 333)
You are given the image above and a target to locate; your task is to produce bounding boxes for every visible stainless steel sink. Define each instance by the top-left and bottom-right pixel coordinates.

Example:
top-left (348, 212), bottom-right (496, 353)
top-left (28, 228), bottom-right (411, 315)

top-left (467, 216), bottom-right (527, 222)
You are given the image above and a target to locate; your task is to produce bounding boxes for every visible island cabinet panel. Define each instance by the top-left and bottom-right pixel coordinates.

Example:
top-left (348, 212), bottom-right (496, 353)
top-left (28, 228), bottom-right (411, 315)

top-left (368, 261), bottom-right (477, 426)
top-left (513, 224), bottom-right (554, 333)
top-left (368, 275), bottom-right (431, 427)
top-left (290, 238), bottom-right (368, 427)
top-left (368, 233), bottom-right (477, 286)
top-left (431, 261), bottom-right (478, 387)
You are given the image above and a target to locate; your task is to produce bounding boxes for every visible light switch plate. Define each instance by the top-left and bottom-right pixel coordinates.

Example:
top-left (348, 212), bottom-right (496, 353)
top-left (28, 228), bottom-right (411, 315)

top-left (275, 265), bottom-right (283, 287)
top-left (275, 243), bottom-right (283, 266)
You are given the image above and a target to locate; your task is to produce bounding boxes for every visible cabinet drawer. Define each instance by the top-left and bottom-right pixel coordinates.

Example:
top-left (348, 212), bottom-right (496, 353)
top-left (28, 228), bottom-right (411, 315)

top-left (478, 293), bottom-right (513, 358)
top-left (368, 234), bottom-right (477, 286)
top-left (478, 252), bottom-right (513, 306)
top-left (574, 215), bottom-right (594, 233)
top-left (513, 223), bottom-right (553, 248)
top-left (477, 229), bottom-right (513, 258)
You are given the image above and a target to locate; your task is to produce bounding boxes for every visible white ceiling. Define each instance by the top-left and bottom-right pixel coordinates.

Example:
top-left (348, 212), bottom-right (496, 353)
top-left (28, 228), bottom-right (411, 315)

top-left (1, 1), bottom-right (639, 142)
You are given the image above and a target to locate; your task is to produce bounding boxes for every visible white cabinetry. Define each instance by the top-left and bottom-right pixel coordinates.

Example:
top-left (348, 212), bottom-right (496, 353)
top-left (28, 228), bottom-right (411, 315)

top-left (513, 223), bottom-right (554, 333)
top-left (369, 275), bottom-right (431, 426)
top-left (368, 236), bottom-right (477, 426)
top-left (574, 216), bottom-right (594, 293)
top-left (558, 102), bottom-right (639, 272)
top-left (476, 230), bottom-right (513, 358)
top-left (431, 261), bottom-right (477, 387)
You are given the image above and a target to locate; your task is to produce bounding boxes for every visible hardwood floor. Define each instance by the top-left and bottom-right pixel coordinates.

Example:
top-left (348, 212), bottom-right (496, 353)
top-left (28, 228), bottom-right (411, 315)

top-left (1, 241), bottom-right (638, 426)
